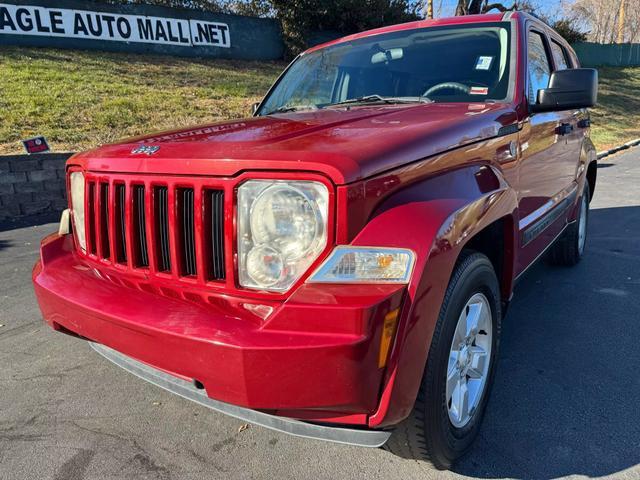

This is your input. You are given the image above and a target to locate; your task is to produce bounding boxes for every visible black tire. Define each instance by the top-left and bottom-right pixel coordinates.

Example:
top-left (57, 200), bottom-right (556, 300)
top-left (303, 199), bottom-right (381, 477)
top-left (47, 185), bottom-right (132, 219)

top-left (385, 251), bottom-right (501, 470)
top-left (548, 183), bottom-right (590, 266)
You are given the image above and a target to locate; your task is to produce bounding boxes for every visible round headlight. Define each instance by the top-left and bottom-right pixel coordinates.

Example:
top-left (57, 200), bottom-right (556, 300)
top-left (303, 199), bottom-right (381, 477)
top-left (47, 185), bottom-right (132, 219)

top-left (237, 180), bottom-right (329, 292)
top-left (246, 245), bottom-right (284, 287)
top-left (249, 185), bottom-right (321, 260)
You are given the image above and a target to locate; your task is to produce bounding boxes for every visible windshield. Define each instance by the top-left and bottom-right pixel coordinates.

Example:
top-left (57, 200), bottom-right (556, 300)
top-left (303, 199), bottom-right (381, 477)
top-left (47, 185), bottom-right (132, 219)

top-left (258, 23), bottom-right (512, 116)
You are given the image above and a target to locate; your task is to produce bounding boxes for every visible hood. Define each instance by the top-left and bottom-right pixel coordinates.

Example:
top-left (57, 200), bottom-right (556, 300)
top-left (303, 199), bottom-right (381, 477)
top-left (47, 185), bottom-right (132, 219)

top-left (72, 102), bottom-right (518, 185)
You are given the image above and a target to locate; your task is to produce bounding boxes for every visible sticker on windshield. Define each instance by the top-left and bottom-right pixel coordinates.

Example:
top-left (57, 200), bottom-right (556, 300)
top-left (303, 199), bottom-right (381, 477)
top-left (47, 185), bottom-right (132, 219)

top-left (475, 56), bottom-right (493, 70)
top-left (470, 87), bottom-right (489, 95)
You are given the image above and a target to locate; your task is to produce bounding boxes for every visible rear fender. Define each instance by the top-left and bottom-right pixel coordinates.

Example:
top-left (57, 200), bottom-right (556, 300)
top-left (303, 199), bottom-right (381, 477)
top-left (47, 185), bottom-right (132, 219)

top-left (568, 136), bottom-right (597, 221)
top-left (348, 164), bottom-right (518, 428)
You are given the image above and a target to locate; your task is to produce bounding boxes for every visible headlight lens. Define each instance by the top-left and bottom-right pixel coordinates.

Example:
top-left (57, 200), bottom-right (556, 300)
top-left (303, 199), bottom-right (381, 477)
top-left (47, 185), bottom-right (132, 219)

top-left (238, 180), bottom-right (328, 291)
top-left (69, 172), bottom-right (86, 252)
top-left (308, 247), bottom-right (415, 284)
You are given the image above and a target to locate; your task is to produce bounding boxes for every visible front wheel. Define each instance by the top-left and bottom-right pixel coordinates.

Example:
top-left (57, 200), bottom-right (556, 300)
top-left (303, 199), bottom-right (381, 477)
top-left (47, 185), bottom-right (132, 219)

top-left (385, 252), bottom-right (501, 469)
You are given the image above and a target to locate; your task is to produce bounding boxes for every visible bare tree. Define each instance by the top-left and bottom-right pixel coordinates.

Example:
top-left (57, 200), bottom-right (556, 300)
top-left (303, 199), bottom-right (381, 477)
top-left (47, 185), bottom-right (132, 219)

top-left (570, 0), bottom-right (640, 43)
top-left (454, 0), bottom-right (517, 15)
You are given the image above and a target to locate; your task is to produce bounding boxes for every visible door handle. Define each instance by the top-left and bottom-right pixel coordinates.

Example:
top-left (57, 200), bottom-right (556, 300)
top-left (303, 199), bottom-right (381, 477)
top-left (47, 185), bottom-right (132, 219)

top-left (557, 123), bottom-right (574, 136)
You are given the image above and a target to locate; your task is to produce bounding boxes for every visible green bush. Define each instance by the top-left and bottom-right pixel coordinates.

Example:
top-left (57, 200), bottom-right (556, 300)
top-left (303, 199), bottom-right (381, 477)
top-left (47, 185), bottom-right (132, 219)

top-left (271, 0), bottom-right (419, 56)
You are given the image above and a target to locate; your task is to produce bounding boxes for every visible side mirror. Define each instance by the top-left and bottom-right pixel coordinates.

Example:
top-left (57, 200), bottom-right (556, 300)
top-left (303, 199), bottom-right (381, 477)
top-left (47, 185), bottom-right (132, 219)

top-left (251, 102), bottom-right (260, 116)
top-left (532, 68), bottom-right (598, 113)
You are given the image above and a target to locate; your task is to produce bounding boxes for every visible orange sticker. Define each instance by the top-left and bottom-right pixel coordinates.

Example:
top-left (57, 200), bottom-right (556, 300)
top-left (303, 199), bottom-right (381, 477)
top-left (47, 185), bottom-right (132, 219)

top-left (470, 87), bottom-right (489, 95)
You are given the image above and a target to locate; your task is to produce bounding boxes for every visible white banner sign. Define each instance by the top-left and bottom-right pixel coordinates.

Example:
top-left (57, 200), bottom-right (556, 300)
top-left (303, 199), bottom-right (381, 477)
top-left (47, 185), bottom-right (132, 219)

top-left (0, 3), bottom-right (230, 48)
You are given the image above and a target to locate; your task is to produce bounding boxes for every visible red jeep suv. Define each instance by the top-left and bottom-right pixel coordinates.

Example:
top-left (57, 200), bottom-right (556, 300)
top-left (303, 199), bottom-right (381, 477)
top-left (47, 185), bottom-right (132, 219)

top-left (33, 12), bottom-right (598, 469)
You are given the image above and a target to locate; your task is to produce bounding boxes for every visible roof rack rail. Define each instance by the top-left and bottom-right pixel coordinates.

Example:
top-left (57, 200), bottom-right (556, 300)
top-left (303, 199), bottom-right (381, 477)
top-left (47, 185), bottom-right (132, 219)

top-left (527, 11), bottom-right (551, 24)
top-left (509, 10), bottom-right (552, 27)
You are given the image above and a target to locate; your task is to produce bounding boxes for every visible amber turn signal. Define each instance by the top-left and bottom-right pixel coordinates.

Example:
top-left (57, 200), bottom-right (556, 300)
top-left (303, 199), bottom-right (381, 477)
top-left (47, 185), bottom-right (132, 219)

top-left (378, 308), bottom-right (400, 368)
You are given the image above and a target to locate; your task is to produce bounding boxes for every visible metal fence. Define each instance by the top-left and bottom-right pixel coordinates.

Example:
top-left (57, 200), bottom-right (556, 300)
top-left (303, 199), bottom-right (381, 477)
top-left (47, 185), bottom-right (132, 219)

top-left (574, 42), bottom-right (640, 67)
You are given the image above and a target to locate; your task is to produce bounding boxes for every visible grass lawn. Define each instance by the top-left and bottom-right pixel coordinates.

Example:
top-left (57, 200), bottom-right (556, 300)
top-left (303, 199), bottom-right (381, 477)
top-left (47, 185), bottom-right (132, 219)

top-left (0, 46), bottom-right (638, 153)
top-left (589, 67), bottom-right (640, 151)
top-left (0, 46), bottom-right (285, 154)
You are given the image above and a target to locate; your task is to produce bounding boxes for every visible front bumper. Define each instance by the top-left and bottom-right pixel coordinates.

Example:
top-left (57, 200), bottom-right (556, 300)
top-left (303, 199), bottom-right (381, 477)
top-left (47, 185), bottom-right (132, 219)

top-left (33, 233), bottom-right (405, 438)
top-left (90, 342), bottom-right (390, 447)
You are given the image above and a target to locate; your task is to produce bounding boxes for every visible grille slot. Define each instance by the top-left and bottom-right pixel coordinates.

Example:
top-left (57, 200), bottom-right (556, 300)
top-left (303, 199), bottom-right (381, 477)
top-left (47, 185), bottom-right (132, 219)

top-left (207, 190), bottom-right (225, 280)
top-left (99, 183), bottom-right (110, 259)
top-left (86, 182), bottom-right (96, 255)
top-left (133, 185), bottom-right (149, 267)
top-left (179, 188), bottom-right (197, 276)
top-left (81, 177), bottom-right (227, 283)
top-left (115, 184), bottom-right (127, 263)
top-left (155, 186), bottom-right (171, 272)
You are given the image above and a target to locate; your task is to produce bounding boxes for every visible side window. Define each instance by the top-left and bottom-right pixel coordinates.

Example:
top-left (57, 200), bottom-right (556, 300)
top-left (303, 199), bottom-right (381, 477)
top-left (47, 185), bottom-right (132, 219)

top-left (527, 31), bottom-right (552, 105)
top-left (550, 41), bottom-right (571, 70)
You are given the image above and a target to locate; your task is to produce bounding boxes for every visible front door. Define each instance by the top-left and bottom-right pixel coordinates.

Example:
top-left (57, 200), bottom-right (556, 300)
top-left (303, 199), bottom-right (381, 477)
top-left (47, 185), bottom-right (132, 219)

top-left (516, 29), bottom-right (583, 274)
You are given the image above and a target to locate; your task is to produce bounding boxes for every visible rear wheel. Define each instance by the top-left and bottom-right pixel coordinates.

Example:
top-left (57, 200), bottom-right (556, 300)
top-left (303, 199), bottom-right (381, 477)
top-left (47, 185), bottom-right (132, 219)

top-left (385, 252), bottom-right (501, 469)
top-left (548, 183), bottom-right (590, 266)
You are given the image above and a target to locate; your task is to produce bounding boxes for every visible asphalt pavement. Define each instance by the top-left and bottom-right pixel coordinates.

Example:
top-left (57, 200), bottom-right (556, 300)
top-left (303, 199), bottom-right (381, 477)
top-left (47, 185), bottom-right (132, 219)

top-left (1, 149), bottom-right (639, 480)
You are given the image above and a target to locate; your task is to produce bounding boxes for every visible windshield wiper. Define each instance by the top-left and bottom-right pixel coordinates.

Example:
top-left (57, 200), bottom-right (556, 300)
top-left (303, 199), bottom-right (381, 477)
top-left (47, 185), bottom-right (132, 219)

top-left (265, 96), bottom-right (430, 115)
top-left (265, 104), bottom-right (317, 115)
top-left (326, 95), bottom-right (432, 108)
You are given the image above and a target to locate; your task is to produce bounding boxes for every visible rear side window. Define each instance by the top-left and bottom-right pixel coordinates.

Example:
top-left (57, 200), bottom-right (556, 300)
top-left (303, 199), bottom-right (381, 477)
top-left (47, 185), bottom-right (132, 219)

top-left (527, 31), bottom-right (552, 105)
top-left (550, 40), bottom-right (571, 70)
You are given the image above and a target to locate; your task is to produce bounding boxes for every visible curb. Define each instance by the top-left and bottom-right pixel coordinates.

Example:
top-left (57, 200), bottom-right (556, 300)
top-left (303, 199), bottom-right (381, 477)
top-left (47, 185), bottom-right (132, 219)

top-left (597, 138), bottom-right (640, 159)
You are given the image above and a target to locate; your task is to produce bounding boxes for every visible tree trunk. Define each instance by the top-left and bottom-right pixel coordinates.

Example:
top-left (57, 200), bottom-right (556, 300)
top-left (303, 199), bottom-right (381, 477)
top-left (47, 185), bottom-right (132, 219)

top-left (455, 0), bottom-right (515, 15)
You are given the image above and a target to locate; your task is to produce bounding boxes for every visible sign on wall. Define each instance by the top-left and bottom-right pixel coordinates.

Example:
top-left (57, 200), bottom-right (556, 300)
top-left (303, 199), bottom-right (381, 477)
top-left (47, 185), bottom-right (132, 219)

top-left (0, 3), bottom-right (231, 48)
top-left (22, 135), bottom-right (49, 154)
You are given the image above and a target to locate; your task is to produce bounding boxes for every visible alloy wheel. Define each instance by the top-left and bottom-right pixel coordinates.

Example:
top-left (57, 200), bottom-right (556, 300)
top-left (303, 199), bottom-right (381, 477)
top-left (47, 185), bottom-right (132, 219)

top-left (446, 292), bottom-right (493, 428)
top-left (578, 193), bottom-right (588, 255)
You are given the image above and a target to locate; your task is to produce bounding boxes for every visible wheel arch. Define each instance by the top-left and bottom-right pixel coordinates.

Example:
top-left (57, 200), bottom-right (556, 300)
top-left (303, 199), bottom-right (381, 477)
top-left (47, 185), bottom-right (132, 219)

top-left (460, 214), bottom-right (517, 304)
top-left (351, 164), bottom-right (518, 428)
top-left (581, 136), bottom-right (597, 202)
top-left (586, 159), bottom-right (597, 202)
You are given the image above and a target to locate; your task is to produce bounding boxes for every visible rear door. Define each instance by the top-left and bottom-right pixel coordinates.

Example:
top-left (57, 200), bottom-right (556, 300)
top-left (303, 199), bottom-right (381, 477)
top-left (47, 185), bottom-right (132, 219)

top-left (548, 37), bottom-right (588, 188)
top-left (516, 27), bottom-right (583, 274)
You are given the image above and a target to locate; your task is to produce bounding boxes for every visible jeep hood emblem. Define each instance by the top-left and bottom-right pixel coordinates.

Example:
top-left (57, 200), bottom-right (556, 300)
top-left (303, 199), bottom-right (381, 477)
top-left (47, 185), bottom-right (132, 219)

top-left (131, 145), bottom-right (160, 155)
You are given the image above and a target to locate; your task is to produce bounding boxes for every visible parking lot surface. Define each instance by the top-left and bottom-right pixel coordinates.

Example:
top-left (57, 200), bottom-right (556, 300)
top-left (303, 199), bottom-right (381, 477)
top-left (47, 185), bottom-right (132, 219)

top-left (1, 149), bottom-right (639, 480)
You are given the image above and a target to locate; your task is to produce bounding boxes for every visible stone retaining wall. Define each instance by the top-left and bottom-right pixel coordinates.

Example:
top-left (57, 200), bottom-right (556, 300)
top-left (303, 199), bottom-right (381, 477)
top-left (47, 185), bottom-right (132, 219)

top-left (0, 153), bottom-right (73, 221)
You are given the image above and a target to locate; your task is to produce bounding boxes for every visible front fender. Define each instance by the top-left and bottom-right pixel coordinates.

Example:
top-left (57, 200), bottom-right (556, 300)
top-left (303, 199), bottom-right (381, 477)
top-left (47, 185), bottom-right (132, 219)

top-left (347, 164), bottom-right (518, 428)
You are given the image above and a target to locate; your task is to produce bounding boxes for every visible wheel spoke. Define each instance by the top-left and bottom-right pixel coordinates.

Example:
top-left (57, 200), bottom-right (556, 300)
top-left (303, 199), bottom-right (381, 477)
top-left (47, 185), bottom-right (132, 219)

top-left (446, 363), bottom-right (459, 398)
top-left (453, 309), bottom-right (468, 345)
top-left (448, 349), bottom-right (459, 378)
top-left (476, 301), bottom-right (491, 333)
top-left (466, 301), bottom-right (483, 337)
top-left (451, 377), bottom-right (469, 424)
top-left (467, 346), bottom-right (487, 379)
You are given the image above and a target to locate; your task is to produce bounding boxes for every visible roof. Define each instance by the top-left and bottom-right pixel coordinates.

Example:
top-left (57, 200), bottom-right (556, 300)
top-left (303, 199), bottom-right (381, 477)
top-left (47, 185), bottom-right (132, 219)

top-left (305, 13), bottom-right (518, 54)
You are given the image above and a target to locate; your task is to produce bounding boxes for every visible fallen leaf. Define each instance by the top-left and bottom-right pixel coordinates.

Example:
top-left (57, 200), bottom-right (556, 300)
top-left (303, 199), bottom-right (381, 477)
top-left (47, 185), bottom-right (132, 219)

top-left (238, 423), bottom-right (249, 433)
